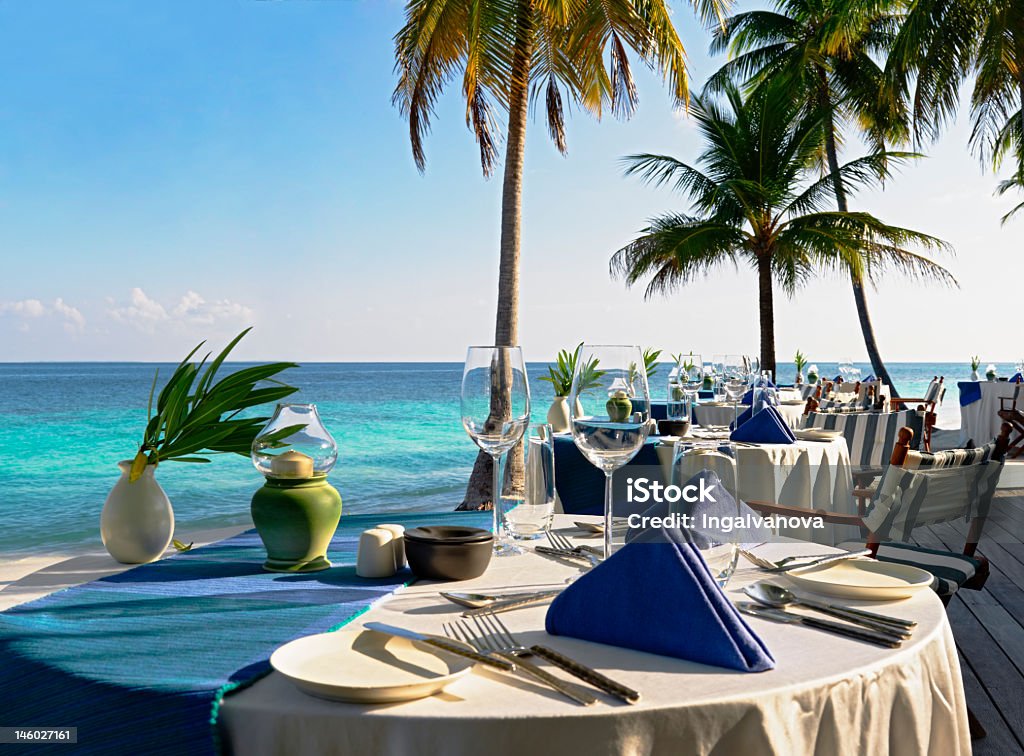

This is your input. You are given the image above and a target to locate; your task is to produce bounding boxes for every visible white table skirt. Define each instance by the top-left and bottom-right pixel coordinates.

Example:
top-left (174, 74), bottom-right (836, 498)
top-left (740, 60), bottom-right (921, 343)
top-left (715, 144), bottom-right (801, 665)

top-left (220, 520), bottom-right (969, 756)
top-left (959, 381), bottom-right (1019, 445)
top-left (694, 402), bottom-right (806, 430)
top-left (655, 437), bottom-right (855, 544)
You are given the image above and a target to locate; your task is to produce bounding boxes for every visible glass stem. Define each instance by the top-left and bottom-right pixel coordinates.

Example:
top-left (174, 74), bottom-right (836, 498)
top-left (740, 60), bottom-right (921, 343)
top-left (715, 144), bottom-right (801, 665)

top-left (492, 451), bottom-right (503, 543)
top-left (604, 470), bottom-right (614, 560)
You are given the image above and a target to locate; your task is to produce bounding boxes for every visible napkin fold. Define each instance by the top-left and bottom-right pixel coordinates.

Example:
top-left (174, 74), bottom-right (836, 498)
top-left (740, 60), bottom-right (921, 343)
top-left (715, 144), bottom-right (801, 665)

top-left (833, 374), bottom-right (843, 382)
top-left (730, 405), bottom-right (795, 444)
top-left (863, 374), bottom-right (877, 383)
top-left (1012, 372), bottom-right (1023, 383)
top-left (545, 524), bottom-right (774, 672)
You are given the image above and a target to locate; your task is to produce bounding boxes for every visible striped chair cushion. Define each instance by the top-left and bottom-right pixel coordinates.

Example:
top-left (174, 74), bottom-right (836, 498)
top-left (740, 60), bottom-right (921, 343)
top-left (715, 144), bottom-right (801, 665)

top-left (862, 441), bottom-right (1001, 542)
top-left (804, 409), bottom-right (923, 467)
top-left (923, 379), bottom-right (945, 404)
top-left (840, 541), bottom-right (980, 597)
top-left (875, 543), bottom-right (978, 597)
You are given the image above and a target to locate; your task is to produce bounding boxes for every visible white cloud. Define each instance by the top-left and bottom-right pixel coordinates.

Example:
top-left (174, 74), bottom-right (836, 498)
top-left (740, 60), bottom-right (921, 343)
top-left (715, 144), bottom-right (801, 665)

top-left (0, 297), bottom-right (85, 332)
top-left (106, 288), bottom-right (253, 331)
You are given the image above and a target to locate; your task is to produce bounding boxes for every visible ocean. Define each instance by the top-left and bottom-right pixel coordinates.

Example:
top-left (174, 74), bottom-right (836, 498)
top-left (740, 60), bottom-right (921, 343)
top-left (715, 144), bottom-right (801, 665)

top-left (0, 361), bottom-right (983, 557)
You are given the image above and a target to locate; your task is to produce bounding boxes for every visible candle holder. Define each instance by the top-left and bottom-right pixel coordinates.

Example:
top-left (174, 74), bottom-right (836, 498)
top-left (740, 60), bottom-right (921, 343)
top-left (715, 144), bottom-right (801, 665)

top-left (250, 403), bottom-right (342, 572)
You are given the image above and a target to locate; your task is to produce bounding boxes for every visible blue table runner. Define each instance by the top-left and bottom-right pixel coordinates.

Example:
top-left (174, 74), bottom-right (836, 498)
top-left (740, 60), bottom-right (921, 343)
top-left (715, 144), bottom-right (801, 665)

top-left (0, 510), bottom-right (489, 755)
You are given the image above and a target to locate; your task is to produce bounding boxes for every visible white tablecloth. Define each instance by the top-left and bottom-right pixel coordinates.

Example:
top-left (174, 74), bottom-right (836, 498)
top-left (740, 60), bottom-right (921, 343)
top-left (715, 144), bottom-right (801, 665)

top-left (694, 402), bottom-right (806, 430)
top-left (220, 519), bottom-right (969, 756)
top-left (959, 381), bottom-right (1020, 445)
top-left (655, 437), bottom-right (855, 544)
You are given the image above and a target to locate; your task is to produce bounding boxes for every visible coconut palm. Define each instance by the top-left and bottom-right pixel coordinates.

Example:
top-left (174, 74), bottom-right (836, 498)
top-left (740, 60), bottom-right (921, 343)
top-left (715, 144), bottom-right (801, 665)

top-left (888, 0), bottom-right (1024, 174)
top-left (610, 80), bottom-right (956, 376)
top-left (705, 0), bottom-right (919, 395)
top-left (393, 0), bottom-right (725, 508)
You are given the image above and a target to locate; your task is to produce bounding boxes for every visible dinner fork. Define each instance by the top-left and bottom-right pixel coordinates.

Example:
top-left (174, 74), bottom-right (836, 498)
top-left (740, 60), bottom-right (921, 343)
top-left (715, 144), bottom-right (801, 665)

top-left (739, 547), bottom-right (873, 572)
top-left (470, 611), bottom-right (641, 704)
top-left (442, 620), bottom-right (597, 705)
top-left (546, 531), bottom-right (603, 560)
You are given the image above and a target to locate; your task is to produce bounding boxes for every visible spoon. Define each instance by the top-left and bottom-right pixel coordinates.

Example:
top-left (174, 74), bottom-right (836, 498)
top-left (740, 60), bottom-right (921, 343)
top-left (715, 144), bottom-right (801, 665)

top-left (440, 589), bottom-right (561, 610)
top-left (744, 582), bottom-right (915, 637)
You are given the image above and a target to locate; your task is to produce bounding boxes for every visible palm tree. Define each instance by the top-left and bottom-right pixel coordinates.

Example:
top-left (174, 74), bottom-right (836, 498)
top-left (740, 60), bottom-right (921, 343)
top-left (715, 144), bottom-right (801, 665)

top-left (610, 80), bottom-right (955, 375)
top-left (996, 170), bottom-right (1024, 223)
top-left (888, 0), bottom-right (1024, 175)
top-left (393, 0), bottom-right (725, 509)
top-left (705, 0), bottom-right (922, 395)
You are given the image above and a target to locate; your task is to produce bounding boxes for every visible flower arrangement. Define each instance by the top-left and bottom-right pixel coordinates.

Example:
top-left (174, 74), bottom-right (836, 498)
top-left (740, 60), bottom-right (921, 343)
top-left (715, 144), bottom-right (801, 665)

top-left (986, 363), bottom-right (998, 381)
top-left (540, 343), bottom-right (605, 396)
top-left (129, 328), bottom-right (300, 482)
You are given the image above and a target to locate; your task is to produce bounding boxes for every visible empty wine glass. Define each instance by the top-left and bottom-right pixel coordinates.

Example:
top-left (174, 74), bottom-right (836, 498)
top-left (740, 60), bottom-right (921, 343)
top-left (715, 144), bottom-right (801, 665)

top-left (461, 346), bottom-right (531, 556)
top-left (722, 355), bottom-right (746, 425)
top-left (569, 345), bottom-right (650, 559)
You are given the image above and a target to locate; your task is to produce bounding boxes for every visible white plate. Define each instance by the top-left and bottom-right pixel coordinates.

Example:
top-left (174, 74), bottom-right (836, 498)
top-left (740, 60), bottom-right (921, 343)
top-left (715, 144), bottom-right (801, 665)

top-left (794, 429), bottom-right (843, 441)
top-left (786, 559), bottom-right (933, 600)
top-left (270, 628), bottom-right (474, 703)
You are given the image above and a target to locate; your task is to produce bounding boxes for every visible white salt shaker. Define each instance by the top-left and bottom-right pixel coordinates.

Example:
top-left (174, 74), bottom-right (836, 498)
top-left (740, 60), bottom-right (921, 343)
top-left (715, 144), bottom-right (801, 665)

top-left (356, 528), bottom-right (397, 578)
top-left (376, 523), bottom-right (406, 568)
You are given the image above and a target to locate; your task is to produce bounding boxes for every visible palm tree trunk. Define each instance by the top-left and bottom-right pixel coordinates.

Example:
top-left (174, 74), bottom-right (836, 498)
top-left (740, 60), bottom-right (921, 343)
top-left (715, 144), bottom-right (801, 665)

top-left (818, 69), bottom-right (900, 397)
top-left (757, 252), bottom-right (776, 377)
top-left (459, 6), bottom-right (533, 511)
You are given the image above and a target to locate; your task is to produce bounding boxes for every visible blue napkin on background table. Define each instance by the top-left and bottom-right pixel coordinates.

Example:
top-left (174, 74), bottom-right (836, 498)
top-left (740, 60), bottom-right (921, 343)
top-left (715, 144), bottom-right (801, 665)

top-left (730, 405), bottom-right (795, 444)
top-left (1012, 372), bottom-right (1023, 383)
top-left (545, 524), bottom-right (774, 672)
top-left (864, 374), bottom-right (876, 382)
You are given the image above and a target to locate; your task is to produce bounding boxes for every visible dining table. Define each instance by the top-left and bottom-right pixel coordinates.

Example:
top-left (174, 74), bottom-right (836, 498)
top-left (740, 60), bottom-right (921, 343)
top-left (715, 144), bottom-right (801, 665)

top-left (958, 380), bottom-right (1020, 446)
top-left (553, 434), bottom-right (856, 545)
top-left (692, 400), bottom-right (806, 430)
top-left (219, 514), bottom-right (970, 756)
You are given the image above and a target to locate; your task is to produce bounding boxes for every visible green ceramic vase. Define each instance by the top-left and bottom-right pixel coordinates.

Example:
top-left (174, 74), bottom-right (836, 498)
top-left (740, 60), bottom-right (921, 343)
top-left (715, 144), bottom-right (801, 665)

top-left (606, 391), bottom-right (633, 423)
top-left (250, 475), bottom-right (342, 572)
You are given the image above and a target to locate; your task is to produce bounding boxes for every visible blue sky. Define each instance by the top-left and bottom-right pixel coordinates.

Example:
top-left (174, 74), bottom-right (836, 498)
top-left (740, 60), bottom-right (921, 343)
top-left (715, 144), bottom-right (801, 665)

top-left (0, 1), bottom-right (1020, 364)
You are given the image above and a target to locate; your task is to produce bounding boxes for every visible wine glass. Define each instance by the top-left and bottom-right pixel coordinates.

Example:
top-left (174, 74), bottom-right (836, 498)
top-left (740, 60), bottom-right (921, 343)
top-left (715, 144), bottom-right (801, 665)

top-left (461, 346), bottom-right (531, 556)
top-left (722, 355), bottom-right (746, 425)
top-left (569, 345), bottom-right (651, 559)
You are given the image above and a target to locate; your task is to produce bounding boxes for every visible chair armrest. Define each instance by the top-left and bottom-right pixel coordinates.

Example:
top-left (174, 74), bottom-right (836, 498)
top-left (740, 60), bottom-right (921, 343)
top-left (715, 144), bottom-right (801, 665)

top-left (889, 398), bottom-right (929, 406)
top-left (852, 487), bottom-right (876, 500)
top-left (744, 499), bottom-right (865, 528)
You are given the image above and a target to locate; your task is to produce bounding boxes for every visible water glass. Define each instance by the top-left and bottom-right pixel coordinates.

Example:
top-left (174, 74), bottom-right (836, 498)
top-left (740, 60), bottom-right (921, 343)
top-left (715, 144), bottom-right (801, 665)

top-left (503, 424), bottom-right (555, 540)
top-left (672, 440), bottom-right (740, 587)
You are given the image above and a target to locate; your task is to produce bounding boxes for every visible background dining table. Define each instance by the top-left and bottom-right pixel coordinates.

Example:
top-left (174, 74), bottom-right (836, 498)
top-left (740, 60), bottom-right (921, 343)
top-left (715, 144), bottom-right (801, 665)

top-left (958, 380), bottom-right (1020, 446)
top-left (692, 400), bottom-right (806, 430)
top-left (220, 515), bottom-right (970, 756)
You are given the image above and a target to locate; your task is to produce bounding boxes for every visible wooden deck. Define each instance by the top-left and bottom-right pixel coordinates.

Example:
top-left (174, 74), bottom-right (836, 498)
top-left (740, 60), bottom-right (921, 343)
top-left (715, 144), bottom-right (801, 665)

top-left (912, 488), bottom-right (1024, 753)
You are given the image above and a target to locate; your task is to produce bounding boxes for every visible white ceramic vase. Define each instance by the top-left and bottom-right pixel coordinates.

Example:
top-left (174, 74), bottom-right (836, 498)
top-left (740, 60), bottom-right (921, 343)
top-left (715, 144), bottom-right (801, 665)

top-left (547, 397), bottom-right (571, 432)
top-left (971, 369), bottom-right (981, 381)
top-left (101, 460), bottom-right (174, 564)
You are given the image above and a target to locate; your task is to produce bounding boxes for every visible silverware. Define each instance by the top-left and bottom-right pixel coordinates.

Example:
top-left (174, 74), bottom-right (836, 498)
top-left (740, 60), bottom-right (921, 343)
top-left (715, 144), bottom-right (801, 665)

top-left (534, 545), bottom-right (600, 567)
top-left (443, 620), bottom-right (597, 705)
top-left (440, 590), bottom-right (562, 610)
top-left (739, 548), bottom-right (873, 573)
top-left (546, 531), bottom-right (604, 561)
top-left (363, 622), bottom-right (517, 671)
top-left (743, 583), bottom-right (912, 640)
top-left (473, 611), bottom-right (641, 705)
top-left (461, 591), bottom-right (559, 617)
top-left (745, 582), bottom-right (916, 630)
top-left (735, 602), bottom-right (902, 648)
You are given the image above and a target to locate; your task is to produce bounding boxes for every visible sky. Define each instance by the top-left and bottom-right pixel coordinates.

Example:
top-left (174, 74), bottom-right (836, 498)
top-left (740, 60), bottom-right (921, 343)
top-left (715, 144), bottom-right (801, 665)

top-left (0, 0), bottom-right (1020, 365)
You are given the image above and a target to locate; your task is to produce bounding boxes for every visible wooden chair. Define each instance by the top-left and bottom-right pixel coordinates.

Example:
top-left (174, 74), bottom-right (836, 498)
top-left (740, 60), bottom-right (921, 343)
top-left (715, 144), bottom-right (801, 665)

top-left (748, 423), bottom-right (1011, 739)
top-left (890, 376), bottom-right (945, 452)
top-left (997, 383), bottom-right (1024, 458)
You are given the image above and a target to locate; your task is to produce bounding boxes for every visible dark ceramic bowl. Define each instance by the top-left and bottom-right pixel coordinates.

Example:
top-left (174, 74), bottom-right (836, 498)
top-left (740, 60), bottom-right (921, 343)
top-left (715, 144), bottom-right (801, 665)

top-left (658, 419), bottom-right (691, 437)
top-left (404, 526), bottom-right (494, 581)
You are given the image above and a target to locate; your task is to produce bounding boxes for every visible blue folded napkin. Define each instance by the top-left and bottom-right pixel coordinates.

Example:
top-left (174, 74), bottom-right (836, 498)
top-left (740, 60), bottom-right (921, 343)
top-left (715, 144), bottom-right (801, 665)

top-left (863, 374), bottom-right (876, 382)
top-left (833, 374), bottom-right (842, 382)
top-left (1012, 372), bottom-right (1023, 383)
top-left (546, 524), bottom-right (774, 672)
top-left (730, 405), bottom-right (795, 444)
top-left (625, 470), bottom-right (772, 547)
top-left (730, 406), bottom-right (752, 430)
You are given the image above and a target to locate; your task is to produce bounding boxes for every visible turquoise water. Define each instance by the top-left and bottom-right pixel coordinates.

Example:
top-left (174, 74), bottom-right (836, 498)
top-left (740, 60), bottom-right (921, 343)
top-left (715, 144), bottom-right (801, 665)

top-left (0, 361), bottom-right (983, 557)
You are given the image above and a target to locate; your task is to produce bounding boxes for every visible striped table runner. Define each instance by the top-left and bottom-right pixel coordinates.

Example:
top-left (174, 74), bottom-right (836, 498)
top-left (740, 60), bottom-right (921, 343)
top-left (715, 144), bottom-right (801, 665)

top-left (0, 510), bottom-right (488, 755)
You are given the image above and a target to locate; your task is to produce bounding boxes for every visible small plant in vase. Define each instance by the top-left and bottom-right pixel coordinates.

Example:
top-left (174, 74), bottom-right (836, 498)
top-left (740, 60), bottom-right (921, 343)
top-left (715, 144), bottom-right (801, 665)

top-left (794, 350), bottom-right (808, 385)
top-left (970, 356), bottom-right (981, 381)
top-left (540, 344), bottom-right (604, 432)
top-left (100, 328), bottom-right (300, 565)
top-left (806, 364), bottom-right (820, 385)
top-left (986, 363), bottom-right (998, 382)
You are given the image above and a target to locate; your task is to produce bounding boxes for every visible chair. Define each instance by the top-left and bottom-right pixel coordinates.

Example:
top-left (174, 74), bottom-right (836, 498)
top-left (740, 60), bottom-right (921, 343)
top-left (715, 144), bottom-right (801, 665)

top-left (747, 423), bottom-right (1011, 741)
top-left (890, 376), bottom-right (945, 452)
top-left (997, 383), bottom-right (1024, 458)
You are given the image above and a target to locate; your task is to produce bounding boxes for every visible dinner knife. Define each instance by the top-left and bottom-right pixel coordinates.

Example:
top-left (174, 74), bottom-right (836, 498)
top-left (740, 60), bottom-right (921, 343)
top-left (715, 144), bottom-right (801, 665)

top-left (363, 623), bottom-right (516, 671)
top-left (735, 603), bottom-right (902, 648)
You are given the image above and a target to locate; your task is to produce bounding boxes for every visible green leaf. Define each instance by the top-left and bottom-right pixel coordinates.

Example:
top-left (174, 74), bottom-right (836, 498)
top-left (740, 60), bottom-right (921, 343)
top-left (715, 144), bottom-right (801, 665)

top-left (172, 539), bottom-right (193, 552)
top-left (129, 450), bottom-right (150, 483)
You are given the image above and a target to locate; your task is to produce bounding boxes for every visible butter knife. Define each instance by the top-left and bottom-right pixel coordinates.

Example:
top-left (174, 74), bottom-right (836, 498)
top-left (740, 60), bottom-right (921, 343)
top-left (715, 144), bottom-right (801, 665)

top-left (363, 622), bottom-right (516, 671)
top-left (735, 603), bottom-right (901, 648)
